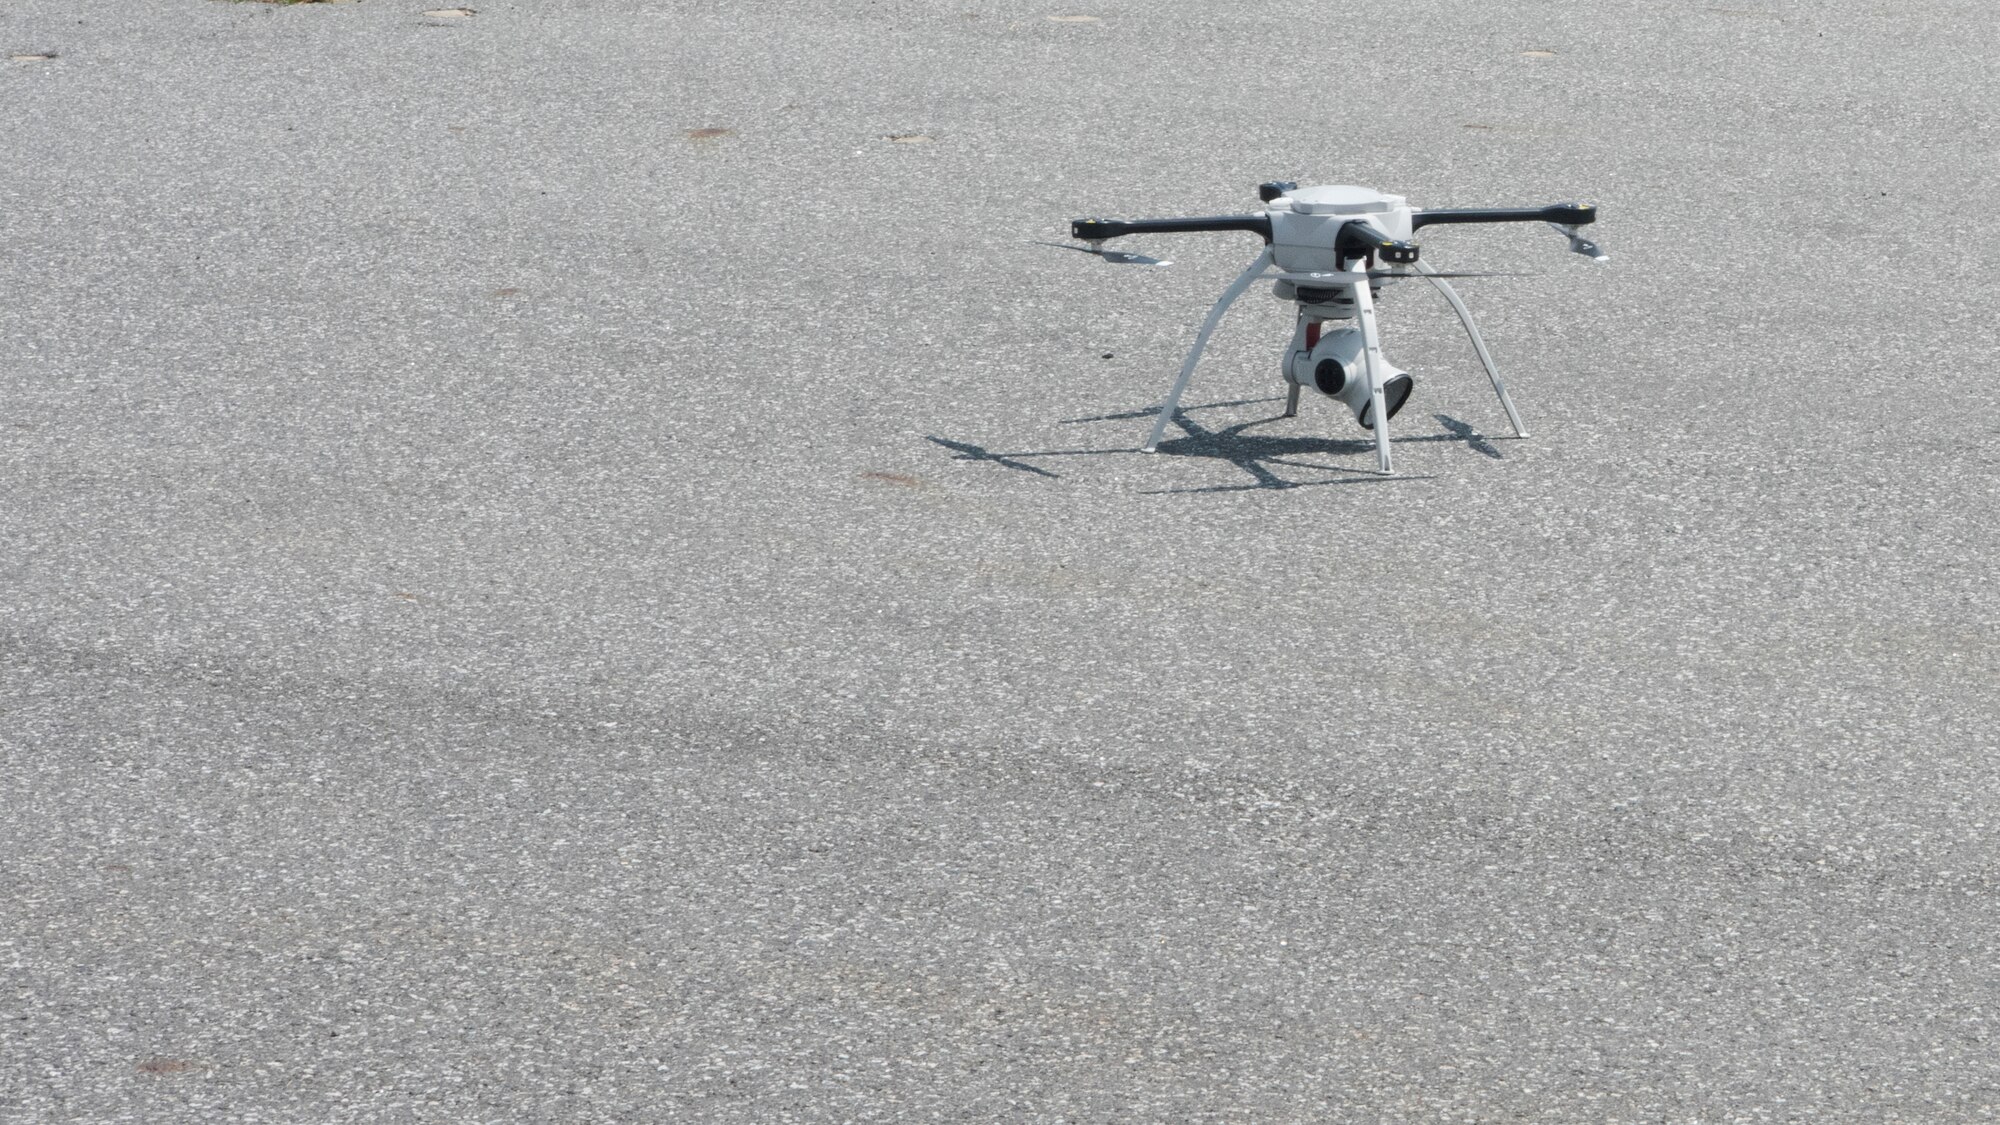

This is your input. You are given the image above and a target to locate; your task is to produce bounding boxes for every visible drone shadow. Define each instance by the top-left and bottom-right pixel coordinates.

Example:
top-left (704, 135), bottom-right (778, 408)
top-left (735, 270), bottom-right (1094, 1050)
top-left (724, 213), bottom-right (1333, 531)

top-left (929, 399), bottom-right (1505, 493)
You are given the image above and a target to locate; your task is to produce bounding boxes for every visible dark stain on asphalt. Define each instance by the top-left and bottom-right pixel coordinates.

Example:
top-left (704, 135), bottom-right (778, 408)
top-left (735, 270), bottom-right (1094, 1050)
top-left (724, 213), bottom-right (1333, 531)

top-left (137, 1059), bottom-right (199, 1075)
top-left (686, 127), bottom-right (734, 140)
top-left (860, 471), bottom-right (925, 487)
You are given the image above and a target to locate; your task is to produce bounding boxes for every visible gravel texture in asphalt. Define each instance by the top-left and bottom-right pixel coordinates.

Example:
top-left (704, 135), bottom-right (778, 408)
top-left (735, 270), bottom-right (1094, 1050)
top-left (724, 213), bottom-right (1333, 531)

top-left (3, 0), bottom-right (1998, 1121)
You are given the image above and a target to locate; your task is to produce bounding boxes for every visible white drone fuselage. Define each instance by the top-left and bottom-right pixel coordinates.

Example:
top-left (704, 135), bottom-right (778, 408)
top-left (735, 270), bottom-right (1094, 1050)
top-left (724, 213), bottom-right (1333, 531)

top-left (1266, 185), bottom-right (1415, 275)
top-left (1267, 187), bottom-right (1417, 422)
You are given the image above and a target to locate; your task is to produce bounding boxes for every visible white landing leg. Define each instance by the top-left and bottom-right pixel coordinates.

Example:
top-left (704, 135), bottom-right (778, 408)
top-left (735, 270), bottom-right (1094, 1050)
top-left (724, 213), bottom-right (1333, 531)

top-left (1143, 248), bottom-right (1274, 453)
top-left (1349, 274), bottom-right (1394, 475)
top-left (1416, 260), bottom-right (1528, 438)
top-left (1283, 383), bottom-right (1301, 418)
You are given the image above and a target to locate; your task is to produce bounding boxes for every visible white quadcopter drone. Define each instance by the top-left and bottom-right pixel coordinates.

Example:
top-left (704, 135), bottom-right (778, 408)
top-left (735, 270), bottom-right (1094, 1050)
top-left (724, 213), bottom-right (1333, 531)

top-left (1062, 182), bottom-right (1607, 474)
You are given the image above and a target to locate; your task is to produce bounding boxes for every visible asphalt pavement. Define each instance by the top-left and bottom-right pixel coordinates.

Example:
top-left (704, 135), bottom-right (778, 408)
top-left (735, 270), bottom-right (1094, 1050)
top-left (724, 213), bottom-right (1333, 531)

top-left (3, 0), bottom-right (1998, 1121)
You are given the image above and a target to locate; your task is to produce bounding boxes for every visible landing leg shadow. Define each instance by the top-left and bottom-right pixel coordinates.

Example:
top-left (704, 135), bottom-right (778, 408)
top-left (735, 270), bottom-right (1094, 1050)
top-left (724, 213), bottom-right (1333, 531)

top-left (930, 397), bottom-right (1506, 490)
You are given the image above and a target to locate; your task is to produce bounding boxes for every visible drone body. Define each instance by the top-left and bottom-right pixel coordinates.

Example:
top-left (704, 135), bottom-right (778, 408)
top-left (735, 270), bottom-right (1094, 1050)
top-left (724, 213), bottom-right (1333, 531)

top-left (1267, 185), bottom-right (1415, 271)
top-left (1066, 182), bottom-right (1606, 473)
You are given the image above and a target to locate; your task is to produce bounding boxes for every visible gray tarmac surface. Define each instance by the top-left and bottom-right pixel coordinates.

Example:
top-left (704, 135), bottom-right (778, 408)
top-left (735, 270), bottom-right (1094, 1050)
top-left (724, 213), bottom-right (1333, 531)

top-left (3, 0), bottom-right (1998, 1121)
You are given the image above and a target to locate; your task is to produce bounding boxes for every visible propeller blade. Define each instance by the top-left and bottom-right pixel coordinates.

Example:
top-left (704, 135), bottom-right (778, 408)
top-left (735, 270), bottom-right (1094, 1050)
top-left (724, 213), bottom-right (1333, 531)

top-left (1568, 237), bottom-right (1610, 262)
top-left (1032, 240), bottom-right (1172, 267)
top-left (1374, 270), bottom-right (1536, 279)
top-left (1548, 222), bottom-right (1611, 262)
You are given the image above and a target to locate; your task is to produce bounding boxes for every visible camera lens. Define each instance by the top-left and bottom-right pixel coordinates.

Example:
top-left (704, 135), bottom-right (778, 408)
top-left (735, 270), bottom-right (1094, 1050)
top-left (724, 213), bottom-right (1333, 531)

top-left (1313, 358), bottom-right (1346, 396)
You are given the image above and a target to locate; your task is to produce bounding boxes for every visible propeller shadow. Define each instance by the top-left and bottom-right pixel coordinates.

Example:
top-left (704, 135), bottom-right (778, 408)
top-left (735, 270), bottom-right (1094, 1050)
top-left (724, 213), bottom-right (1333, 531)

top-left (1433, 413), bottom-right (1504, 460)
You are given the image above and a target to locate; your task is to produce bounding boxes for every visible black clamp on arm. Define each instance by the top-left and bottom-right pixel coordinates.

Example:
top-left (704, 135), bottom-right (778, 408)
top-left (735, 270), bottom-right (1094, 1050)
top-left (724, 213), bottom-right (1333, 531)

top-left (1335, 221), bottom-right (1420, 265)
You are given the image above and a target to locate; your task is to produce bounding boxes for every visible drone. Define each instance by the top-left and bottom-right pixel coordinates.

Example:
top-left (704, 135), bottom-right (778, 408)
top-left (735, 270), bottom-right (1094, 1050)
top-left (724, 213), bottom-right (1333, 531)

top-left (1058, 182), bottom-right (1607, 474)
